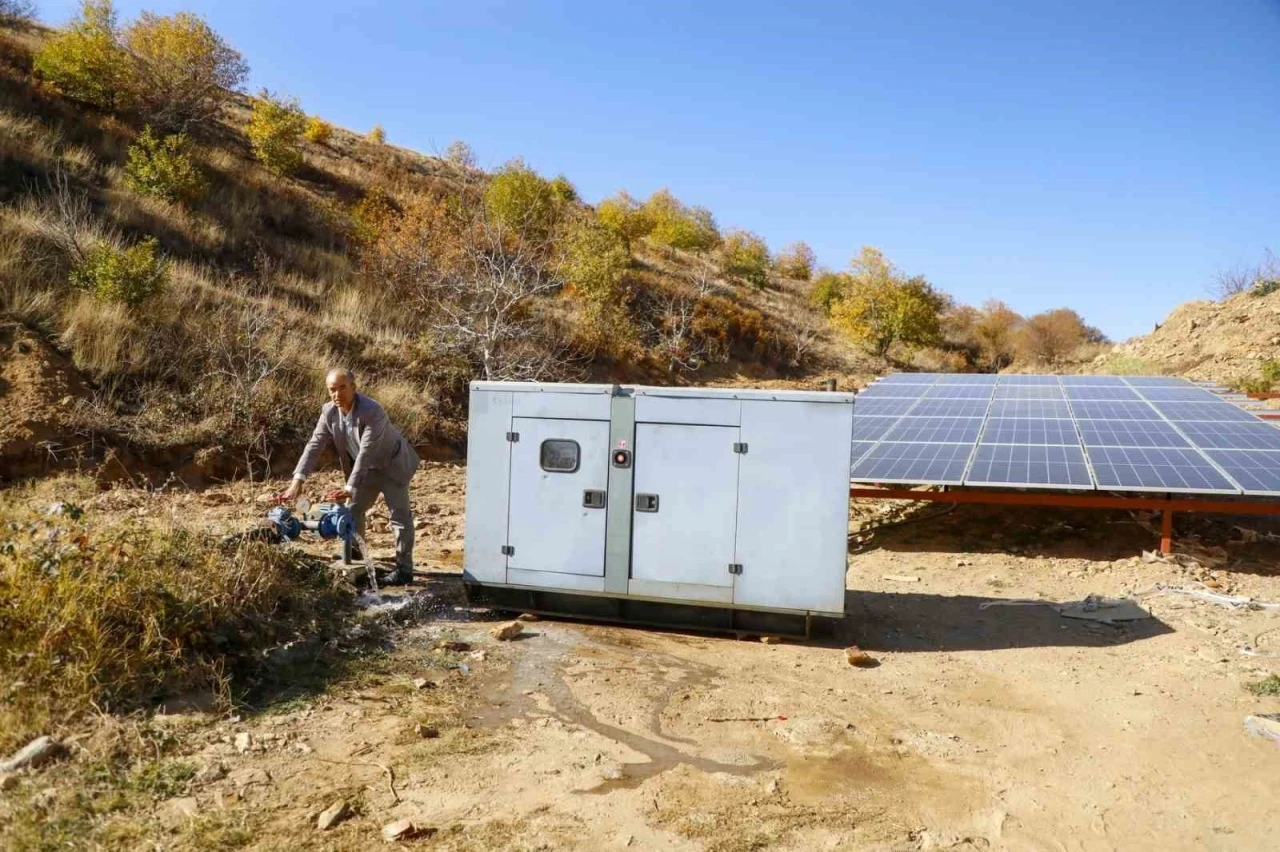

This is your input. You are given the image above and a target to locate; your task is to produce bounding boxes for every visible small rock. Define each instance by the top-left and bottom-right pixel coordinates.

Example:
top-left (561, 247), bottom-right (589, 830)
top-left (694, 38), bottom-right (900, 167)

top-left (294, 743), bottom-right (313, 755)
top-left (600, 763), bottom-right (625, 781)
top-left (765, 778), bottom-right (781, 795)
top-left (434, 640), bottom-right (470, 652)
top-left (845, 646), bottom-right (877, 667)
top-left (0, 773), bottom-right (17, 792)
top-left (760, 636), bottom-right (783, 645)
top-left (162, 797), bottom-right (200, 821)
top-left (316, 800), bottom-right (351, 831)
top-left (412, 678), bottom-right (434, 690)
top-left (469, 650), bottom-right (487, 661)
top-left (490, 621), bottom-right (524, 641)
top-left (517, 613), bottom-right (540, 622)
top-left (0, 736), bottom-right (63, 774)
top-left (195, 763), bottom-right (227, 783)
top-left (382, 818), bottom-right (434, 842)
top-left (234, 732), bottom-right (252, 754)
top-left (414, 723), bottom-right (439, 739)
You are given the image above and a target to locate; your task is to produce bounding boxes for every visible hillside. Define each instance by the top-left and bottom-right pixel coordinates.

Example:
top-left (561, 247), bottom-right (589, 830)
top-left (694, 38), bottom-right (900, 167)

top-left (1100, 286), bottom-right (1280, 389)
top-left (0, 17), bottom-right (863, 483)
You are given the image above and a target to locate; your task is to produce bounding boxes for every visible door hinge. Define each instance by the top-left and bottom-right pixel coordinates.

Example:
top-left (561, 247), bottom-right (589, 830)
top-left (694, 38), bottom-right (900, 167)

top-left (501, 545), bottom-right (514, 556)
top-left (505, 432), bottom-right (519, 443)
top-left (732, 442), bottom-right (748, 454)
top-left (728, 563), bottom-right (743, 575)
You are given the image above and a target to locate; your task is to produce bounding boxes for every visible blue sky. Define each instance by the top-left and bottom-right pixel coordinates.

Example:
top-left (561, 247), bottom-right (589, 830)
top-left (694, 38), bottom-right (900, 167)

top-left (41, 0), bottom-right (1280, 340)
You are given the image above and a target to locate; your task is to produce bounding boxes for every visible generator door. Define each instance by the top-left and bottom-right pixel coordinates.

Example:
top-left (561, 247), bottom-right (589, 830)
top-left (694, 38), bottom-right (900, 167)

top-left (630, 423), bottom-right (739, 589)
top-left (506, 417), bottom-right (610, 576)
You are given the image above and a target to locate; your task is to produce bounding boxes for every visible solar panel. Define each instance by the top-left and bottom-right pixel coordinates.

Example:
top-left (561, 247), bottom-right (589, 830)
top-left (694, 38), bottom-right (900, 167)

top-left (852, 398), bottom-right (919, 417)
top-left (1137, 388), bottom-right (1221, 403)
top-left (881, 417), bottom-right (984, 444)
top-left (849, 442), bottom-right (876, 466)
top-left (932, 374), bottom-right (997, 384)
top-left (980, 418), bottom-right (1079, 445)
top-left (849, 442), bottom-right (972, 484)
top-left (1076, 418), bottom-right (1191, 449)
top-left (966, 444), bottom-right (1093, 489)
top-left (852, 416), bottom-right (901, 442)
top-left (1087, 447), bottom-right (1238, 494)
top-left (1063, 386), bottom-right (1142, 401)
top-left (1123, 376), bottom-right (1194, 387)
top-left (1203, 450), bottom-right (1280, 495)
top-left (1070, 400), bottom-right (1162, 420)
top-left (993, 385), bottom-right (1065, 400)
top-left (878, 373), bottom-right (939, 384)
top-left (850, 371), bottom-right (1280, 497)
top-left (1152, 401), bottom-right (1262, 422)
top-left (856, 383), bottom-right (930, 398)
top-left (996, 375), bottom-right (1061, 385)
top-left (988, 399), bottom-right (1072, 419)
top-left (924, 385), bottom-right (994, 399)
top-left (1176, 421), bottom-right (1280, 451)
top-left (909, 398), bottom-right (992, 417)
top-left (1059, 375), bottom-right (1128, 385)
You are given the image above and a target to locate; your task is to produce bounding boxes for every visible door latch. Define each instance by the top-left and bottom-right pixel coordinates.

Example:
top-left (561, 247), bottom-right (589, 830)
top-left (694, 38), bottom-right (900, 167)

top-left (501, 545), bottom-right (514, 556)
top-left (728, 563), bottom-right (743, 575)
top-left (635, 493), bottom-right (659, 513)
top-left (505, 432), bottom-right (519, 443)
top-left (582, 489), bottom-right (606, 509)
top-left (733, 442), bottom-right (748, 454)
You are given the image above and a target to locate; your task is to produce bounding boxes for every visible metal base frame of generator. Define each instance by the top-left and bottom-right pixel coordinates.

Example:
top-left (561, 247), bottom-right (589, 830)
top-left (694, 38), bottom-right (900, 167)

top-left (465, 582), bottom-right (821, 638)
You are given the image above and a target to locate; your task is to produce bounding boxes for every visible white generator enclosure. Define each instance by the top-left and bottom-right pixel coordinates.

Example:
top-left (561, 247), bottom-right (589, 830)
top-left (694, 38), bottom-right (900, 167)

top-left (463, 382), bottom-right (855, 630)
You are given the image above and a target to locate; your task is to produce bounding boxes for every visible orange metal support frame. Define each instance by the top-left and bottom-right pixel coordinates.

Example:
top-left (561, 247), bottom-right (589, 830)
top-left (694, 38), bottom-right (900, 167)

top-left (849, 487), bottom-right (1280, 555)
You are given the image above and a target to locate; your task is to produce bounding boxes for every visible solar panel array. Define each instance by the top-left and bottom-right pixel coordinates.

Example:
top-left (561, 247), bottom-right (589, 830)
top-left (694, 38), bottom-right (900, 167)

top-left (850, 374), bottom-right (1280, 497)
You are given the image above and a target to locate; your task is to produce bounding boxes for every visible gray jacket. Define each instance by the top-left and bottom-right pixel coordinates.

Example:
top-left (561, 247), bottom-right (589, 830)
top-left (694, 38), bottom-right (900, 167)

top-left (293, 393), bottom-right (420, 492)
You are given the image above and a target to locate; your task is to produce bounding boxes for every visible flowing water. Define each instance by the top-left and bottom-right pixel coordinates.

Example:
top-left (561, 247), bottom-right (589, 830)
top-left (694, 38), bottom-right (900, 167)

top-left (352, 531), bottom-right (378, 597)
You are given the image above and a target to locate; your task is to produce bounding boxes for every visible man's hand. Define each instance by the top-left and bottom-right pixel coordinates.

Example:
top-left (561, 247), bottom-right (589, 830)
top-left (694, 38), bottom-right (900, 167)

top-left (323, 487), bottom-right (350, 504)
top-left (272, 479), bottom-right (303, 505)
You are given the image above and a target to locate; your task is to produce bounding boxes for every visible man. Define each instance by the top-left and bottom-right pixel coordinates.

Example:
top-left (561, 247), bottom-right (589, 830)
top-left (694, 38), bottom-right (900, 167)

top-left (276, 368), bottom-right (420, 584)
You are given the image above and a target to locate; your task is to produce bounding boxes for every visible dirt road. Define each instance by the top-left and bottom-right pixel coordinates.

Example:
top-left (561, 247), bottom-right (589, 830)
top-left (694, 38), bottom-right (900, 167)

top-left (17, 463), bottom-right (1280, 850)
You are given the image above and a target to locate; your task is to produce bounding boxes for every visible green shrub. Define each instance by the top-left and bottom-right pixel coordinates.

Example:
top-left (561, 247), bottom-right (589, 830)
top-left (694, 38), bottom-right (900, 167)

top-left (643, 188), bottom-right (719, 252)
top-left (550, 174), bottom-right (578, 204)
top-left (245, 90), bottom-right (306, 174)
top-left (122, 10), bottom-right (248, 130)
top-left (558, 215), bottom-right (630, 303)
top-left (303, 116), bottom-right (333, 144)
top-left (1262, 360), bottom-right (1280, 385)
top-left (774, 241), bottom-right (816, 280)
top-left (484, 157), bottom-right (560, 235)
top-left (33, 0), bottom-right (132, 110)
top-left (71, 236), bottom-right (169, 306)
top-left (809, 271), bottom-right (848, 315)
top-left (719, 228), bottom-right (771, 288)
top-left (596, 190), bottom-right (653, 245)
top-left (1245, 674), bottom-right (1280, 697)
top-left (123, 125), bottom-right (207, 203)
top-left (1252, 279), bottom-right (1280, 298)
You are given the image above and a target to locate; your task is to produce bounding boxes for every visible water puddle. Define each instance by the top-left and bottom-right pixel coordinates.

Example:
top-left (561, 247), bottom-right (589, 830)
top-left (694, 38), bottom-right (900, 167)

top-left (474, 629), bottom-right (778, 793)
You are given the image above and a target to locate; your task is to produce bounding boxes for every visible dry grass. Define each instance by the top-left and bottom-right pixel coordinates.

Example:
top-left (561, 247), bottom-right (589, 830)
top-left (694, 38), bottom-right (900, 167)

top-left (0, 475), bottom-right (355, 752)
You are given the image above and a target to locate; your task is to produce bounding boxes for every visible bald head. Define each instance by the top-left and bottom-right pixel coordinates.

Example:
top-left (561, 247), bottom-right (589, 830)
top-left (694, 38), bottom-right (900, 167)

top-left (326, 367), bottom-right (356, 413)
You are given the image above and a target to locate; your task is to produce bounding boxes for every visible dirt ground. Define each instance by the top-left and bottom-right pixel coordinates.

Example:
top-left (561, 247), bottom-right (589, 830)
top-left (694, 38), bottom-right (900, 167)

top-left (8, 462), bottom-right (1280, 851)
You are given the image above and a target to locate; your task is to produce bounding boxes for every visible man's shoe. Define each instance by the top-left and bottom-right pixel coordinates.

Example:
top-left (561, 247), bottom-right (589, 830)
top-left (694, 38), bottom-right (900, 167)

top-left (383, 566), bottom-right (413, 586)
